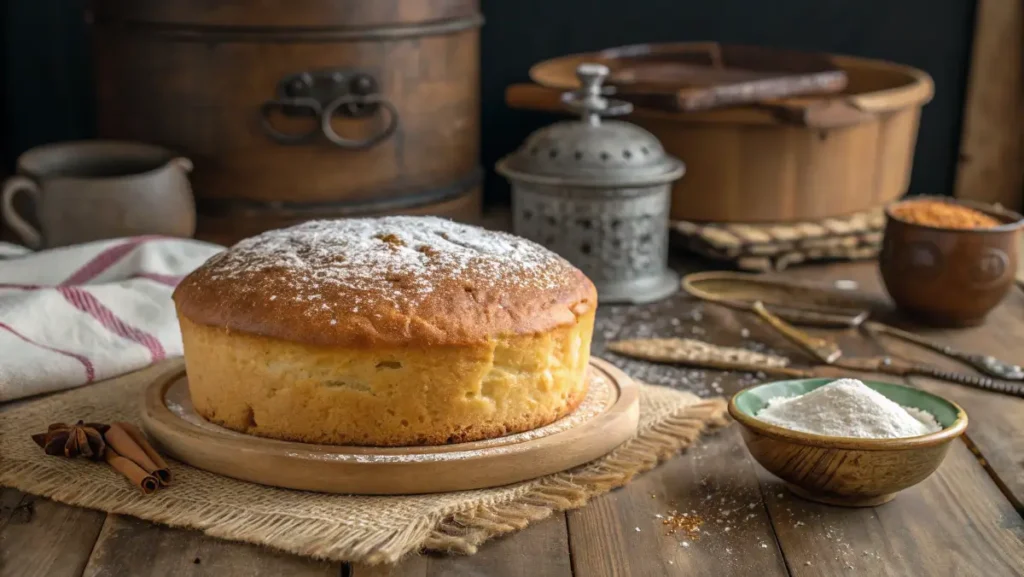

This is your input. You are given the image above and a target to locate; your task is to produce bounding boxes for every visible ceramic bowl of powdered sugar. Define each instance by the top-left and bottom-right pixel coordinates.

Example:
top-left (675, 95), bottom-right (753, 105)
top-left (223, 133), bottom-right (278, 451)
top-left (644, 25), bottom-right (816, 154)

top-left (729, 377), bottom-right (967, 507)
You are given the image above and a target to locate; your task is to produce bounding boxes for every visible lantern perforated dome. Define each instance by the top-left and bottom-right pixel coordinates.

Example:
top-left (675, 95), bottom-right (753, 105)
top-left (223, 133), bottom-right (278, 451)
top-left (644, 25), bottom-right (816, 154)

top-left (496, 119), bottom-right (682, 187)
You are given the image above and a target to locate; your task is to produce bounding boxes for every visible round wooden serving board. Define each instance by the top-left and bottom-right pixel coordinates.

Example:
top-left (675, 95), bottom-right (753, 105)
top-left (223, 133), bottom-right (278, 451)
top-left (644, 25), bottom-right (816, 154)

top-left (142, 357), bottom-right (639, 495)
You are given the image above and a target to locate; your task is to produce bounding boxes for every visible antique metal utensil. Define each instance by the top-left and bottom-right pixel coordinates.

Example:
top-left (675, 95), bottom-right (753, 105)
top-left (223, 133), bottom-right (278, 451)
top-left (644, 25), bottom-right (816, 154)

top-left (681, 271), bottom-right (1024, 384)
top-left (750, 301), bottom-right (842, 364)
top-left (747, 301), bottom-right (1024, 397)
top-left (831, 355), bottom-right (1024, 397)
top-left (607, 337), bottom-right (1024, 399)
top-left (681, 271), bottom-right (875, 328)
top-left (863, 322), bottom-right (1024, 381)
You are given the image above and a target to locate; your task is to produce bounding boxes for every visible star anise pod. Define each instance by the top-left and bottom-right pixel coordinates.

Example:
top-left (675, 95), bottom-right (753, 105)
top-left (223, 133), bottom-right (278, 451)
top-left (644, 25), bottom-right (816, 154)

top-left (31, 420), bottom-right (110, 461)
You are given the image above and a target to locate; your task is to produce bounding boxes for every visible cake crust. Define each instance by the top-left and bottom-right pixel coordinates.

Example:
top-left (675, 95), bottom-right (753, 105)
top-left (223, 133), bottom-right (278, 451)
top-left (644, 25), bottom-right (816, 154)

top-left (173, 217), bottom-right (597, 348)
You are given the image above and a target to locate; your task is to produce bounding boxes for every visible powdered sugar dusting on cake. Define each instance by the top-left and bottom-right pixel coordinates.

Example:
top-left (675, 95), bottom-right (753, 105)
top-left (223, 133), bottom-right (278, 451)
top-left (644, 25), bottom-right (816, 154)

top-left (201, 217), bottom-right (572, 313)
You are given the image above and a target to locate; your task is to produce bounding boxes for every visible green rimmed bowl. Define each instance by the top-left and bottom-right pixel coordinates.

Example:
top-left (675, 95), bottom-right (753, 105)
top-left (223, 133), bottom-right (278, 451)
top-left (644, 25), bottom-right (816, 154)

top-left (729, 378), bottom-right (968, 507)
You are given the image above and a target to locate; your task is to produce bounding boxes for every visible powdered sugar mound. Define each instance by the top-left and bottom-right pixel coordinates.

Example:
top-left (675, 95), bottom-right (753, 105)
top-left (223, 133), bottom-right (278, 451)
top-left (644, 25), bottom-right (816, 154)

top-left (902, 406), bottom-right (942, 431)
top-left (755, 378), bottom-right (942, 439)
top-left (200, 216), bottom-right (572, 311)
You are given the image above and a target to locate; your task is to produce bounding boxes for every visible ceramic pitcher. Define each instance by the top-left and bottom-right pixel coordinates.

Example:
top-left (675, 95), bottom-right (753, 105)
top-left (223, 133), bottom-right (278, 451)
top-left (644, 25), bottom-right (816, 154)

top-left (1, 141), bottom-right (196, 249)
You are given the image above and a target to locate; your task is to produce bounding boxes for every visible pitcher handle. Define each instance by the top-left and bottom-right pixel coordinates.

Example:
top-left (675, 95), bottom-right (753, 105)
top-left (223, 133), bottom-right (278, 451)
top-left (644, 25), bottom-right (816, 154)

top-left (1, 176), bottom-right (42, 249)
top-left (169, 157), bottom-right (193, 173)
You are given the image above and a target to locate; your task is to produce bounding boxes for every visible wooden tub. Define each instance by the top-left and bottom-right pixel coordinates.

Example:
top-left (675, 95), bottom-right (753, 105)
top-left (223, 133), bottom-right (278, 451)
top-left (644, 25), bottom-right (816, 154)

top-left (507, 44), bottom-right (934, 223)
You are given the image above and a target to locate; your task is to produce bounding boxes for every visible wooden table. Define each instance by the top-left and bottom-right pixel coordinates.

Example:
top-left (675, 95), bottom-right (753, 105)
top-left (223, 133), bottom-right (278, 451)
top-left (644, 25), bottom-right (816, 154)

top-left (3, 261), bottom-right (1024, 577)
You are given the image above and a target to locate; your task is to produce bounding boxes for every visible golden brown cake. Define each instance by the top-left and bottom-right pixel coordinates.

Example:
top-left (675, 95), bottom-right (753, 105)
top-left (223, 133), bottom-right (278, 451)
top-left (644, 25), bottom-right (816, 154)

top-left (172, 216), bottom-right (597, 446)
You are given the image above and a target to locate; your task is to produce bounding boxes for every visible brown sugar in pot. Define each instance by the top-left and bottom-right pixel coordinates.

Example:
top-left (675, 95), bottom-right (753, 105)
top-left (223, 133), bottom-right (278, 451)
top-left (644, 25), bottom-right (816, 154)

top-left (880, 197), bottom-right (1023, 327)
top-left (89, 0), bottom-right (483, 245)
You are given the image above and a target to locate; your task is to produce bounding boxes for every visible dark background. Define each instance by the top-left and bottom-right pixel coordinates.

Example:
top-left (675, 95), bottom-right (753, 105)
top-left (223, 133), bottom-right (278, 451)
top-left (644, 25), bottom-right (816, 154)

top-left (2, 0), bottom-right (976, 207)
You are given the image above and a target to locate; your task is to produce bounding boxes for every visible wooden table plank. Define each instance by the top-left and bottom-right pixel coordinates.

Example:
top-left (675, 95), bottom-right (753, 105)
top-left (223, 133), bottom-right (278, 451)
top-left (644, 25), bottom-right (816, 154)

top-left (567, 295), bottom-right (789, 577)
top-left (758, 440), bottom-right (1024, 576)
top-left (424, 514), bottom-right (571, 577)
top-left (350, 556), bottom-right (428, 577)
top-left (0, 489), bottom-right (27, 530)
top-left (351, 513), bottom-right (570, 577)
top-left (81, 515), bottom-right (341, 577)
top-left (567, 429), bottom-right (789, 577)
top-left (883, 293), bottom-right (1024, 510)
top-left (0, 492), bottom-right (106, 577)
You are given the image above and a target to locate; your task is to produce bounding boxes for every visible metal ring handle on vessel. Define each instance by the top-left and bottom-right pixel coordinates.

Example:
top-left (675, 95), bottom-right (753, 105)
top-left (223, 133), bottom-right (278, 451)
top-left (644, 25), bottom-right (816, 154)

top-left (259, 97), bottom-right (324, 145)
top-left (320, 93), bottom-right (399, 150)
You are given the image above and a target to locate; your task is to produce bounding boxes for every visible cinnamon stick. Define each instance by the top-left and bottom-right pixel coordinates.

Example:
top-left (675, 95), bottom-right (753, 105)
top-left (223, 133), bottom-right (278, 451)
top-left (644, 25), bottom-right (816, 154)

top-left (105, 447), bottom-right (159, 494)
top-left (104, 423), bottom-right (171, 486)
top-left (113, 422), bottom-right (171, 479)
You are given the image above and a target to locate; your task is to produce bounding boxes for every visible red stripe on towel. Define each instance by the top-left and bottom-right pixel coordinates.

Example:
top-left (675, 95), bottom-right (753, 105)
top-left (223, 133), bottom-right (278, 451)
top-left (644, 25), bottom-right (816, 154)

top-left (60, 236), bottom-right (167, 286)
top-left (0, 321), bottom-right (96, 382)
top-left (57, 286), bottom-right (166, 362)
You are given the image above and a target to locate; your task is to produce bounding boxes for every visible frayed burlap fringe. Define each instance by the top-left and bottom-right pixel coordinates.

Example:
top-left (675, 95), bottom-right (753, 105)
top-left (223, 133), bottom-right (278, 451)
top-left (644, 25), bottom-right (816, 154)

top-left (0, 361), bottom-right (728, 565)
top-left (423, 402), bottom-right (729, 556)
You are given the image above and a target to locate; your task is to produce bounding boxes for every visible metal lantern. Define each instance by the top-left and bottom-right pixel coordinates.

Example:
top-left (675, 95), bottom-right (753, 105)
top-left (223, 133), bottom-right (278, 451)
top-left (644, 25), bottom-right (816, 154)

top-left (496, 63), bottom-right (685, 304)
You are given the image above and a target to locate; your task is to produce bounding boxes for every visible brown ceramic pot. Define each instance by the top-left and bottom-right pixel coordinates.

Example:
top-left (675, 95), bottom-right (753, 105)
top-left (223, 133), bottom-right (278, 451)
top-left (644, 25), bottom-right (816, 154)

top-left (879, 196), bottom-right (1023, 327)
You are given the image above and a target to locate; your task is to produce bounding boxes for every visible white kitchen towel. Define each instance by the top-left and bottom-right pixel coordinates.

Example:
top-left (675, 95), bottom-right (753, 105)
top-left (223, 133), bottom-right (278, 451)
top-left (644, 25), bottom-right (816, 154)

top-left (0, 236), bottom-right (224, 402)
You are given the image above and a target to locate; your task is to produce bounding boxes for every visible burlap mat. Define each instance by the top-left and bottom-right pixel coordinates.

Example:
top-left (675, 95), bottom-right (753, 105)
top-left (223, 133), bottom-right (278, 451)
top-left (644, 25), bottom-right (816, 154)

top-left (0, 359), bottom-right (728, 565)
top-left (672, 208), bottom-right (885, 272)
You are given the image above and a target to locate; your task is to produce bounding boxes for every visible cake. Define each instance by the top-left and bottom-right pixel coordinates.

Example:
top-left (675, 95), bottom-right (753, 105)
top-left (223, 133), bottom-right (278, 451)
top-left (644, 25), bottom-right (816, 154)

top-left (172, 217), bottom-right (598, 446)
